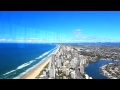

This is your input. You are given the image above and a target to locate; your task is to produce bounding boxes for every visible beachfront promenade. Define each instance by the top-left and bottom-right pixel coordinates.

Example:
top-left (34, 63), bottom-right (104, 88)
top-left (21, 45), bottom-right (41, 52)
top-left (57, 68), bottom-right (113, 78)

top-left (20, 45), bottom-right (60, 79)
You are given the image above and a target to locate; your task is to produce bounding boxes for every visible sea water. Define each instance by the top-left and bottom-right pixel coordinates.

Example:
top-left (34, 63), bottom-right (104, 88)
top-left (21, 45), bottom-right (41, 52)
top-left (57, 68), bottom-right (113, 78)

top-left (0, 43), bottom-right (56, 79)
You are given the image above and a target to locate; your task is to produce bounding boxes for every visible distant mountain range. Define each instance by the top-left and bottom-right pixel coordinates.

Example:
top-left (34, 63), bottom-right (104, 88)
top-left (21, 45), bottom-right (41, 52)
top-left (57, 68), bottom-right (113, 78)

top-left (54, 42), bottom-right (120, 46)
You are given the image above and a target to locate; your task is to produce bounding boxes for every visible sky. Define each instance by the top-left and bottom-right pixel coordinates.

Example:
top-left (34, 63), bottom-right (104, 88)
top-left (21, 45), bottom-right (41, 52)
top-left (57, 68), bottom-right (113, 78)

top-left (0, 11), bottom-right (120, 43)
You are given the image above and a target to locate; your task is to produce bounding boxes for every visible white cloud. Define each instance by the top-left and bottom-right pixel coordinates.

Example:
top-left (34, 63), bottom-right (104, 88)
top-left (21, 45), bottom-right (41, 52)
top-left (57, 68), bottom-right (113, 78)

top-left (0, 38), bottom-right (6, 41)
top-left (7, 39), bottom-right (12, 41)
top-left (29, 38), bottom-right (38, 40)
top-left (70, 28), bottom-right (120, 43)
top-left (17, 39), bottom-right (25, 42)
top-left (70, 29), bottom-right (88, 42)
top-left (73, 29), bottom-right (83, 38)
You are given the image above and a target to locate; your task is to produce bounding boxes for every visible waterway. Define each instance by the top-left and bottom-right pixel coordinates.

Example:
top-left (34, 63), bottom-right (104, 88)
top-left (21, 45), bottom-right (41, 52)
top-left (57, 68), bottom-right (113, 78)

top-left (85, 60), bottom-right (120, 79)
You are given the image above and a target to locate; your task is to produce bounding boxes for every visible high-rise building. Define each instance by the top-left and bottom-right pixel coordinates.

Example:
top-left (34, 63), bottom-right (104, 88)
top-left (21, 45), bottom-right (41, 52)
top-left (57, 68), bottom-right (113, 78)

top-left (51, 54), bottom-right (55, 64)
top-left (49, 54), bottom-right (55, 68)
top-left (49, 66), bottom-right (55, 78)
top-left (62, 66), bottom-right (66, 72)
top-left (79, 56), bottom-right (84, 66)
top-left (60, 49), bottom-right (63, 56)
top-left (71, 71), bottom-right (76, 79)
top-left (70, 58), bottom-right (78, 68)
top-left (55, 62), bottom-right (57, 66)
top-left (80, 66), bottom-right (84, 74)
top-left (66, 68), bottom-right (69, 76)
top-left (61, 56), bottom-right (64, 63)
top-left (43, 70), bottom-right (46, 76)
top-left (74, 57), bottom-right (78, 65)
top-left (70, 60), bottom-right (74, 68)
top-left (49, 54), bottom-right (56, 78)
top-left (74, 50), bottom-right (79, 58)
top-left (56, 58), bottom-right (62, 68)
top-left (84, 58), bottom-right (86, 65)
top-left (75, 60), bottom-right (81, 79)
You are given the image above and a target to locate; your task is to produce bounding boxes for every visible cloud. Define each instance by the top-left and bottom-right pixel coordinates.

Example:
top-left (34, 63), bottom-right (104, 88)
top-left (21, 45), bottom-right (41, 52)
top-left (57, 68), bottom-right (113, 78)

top-left (57, 36), bottom-right (62, 40)
top-left (70, 29), bottom-right (88, 42)
top-left (100, 38), bottom-right (120, 42)
top-left (73, 29), bottom-right (83, 38)
top-left (70, 28), bottom-right (120, 42)
top-left (29, 38), bottom-right (38, 40)
top-left (69, 29), bottom-right (105, 42)
top-left (7, 39), bottom-right (12, 41)
top-left (17, 39), bottom-right (25, 42)
top-left (0, 38), bottom-right (6, 41)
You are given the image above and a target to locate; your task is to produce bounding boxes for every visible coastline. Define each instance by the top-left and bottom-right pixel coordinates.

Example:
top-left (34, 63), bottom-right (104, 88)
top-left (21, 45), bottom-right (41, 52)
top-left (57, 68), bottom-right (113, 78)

top-left (100, 58), bottom-right (120, 61)
top-left (20, 45), bottom-right (59, 79)
top-left (100, 64), bottom-right (115, 79)
top-left (100, 62), bottom-right (120, 79)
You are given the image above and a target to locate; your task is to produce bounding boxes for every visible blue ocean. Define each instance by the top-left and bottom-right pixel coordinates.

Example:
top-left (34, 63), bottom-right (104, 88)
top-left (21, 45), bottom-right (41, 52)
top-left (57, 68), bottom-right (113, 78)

top-left (0, 43), bottom-right (56, 79)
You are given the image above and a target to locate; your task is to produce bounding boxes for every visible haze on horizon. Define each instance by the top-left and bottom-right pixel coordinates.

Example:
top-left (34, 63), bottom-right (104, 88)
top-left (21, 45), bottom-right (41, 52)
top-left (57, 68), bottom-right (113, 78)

top-left (0, 11), bottom-right (120, 43)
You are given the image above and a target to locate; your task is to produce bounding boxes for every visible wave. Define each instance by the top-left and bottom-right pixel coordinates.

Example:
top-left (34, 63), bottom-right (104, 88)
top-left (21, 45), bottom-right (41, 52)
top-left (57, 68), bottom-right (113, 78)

top-left (3, 60), bottom-right (36, 76)
top-left (14, 53), bottom-right (53, 79)
top-left (17, 60), bottom-right (36, 69)
top-left (35, 51), bottom-right (50, 59)
top-left (13, 67), bottom-right (32, 79)
top-left (35, 47), bottom-right (57, 59)
top-left (3, 70), bottom-right (16, 76)
top-left (14, 46), bottom-right (57, 79)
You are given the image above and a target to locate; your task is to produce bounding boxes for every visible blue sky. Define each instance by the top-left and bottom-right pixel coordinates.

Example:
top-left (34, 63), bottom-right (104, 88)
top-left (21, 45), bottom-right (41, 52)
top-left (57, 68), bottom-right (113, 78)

top-left (0, 11), bottom-right (120, 43)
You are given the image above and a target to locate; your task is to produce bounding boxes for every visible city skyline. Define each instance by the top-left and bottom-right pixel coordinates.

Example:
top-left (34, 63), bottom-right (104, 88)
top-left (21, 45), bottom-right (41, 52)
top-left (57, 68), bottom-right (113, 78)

top-left (0, 11), bottom-right (120, 43)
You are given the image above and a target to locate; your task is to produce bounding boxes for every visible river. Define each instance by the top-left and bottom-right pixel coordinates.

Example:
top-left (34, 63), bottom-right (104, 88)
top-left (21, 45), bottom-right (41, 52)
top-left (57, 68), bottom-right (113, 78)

top-left (85, 60), bottom-right (120, 79)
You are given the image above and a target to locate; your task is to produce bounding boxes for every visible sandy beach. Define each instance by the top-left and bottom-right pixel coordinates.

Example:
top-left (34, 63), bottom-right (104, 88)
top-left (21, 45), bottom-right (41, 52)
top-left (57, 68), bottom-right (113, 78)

top-left (20, 45), bottom-right (59, 79)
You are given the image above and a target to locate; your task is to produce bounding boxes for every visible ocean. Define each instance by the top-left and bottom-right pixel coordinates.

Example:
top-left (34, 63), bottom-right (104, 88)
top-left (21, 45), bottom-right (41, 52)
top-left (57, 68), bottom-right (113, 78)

top-left (0, 43), bottom-right (56, 79)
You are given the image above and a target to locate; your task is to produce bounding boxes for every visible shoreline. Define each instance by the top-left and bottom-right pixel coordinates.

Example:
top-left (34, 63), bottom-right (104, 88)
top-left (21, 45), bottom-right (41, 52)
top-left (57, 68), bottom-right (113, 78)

top-left (100, 64), bottom-right (117, 79)
top-left (100, 59), bottom-right (120, 61)
top-left (20, 45), bottom-right (59, 79)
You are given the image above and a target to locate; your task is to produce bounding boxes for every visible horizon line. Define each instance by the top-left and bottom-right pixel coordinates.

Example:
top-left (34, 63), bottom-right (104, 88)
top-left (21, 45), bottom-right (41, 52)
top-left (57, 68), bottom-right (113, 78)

top-left (0, 42), bottom-right (120, 44)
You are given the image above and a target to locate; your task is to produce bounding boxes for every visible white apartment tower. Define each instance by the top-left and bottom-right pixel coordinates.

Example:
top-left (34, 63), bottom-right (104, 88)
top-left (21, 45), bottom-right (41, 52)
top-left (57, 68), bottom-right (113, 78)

top-left (65, 68), bottom-right (69, 76)
top-left (79, 56), bottom-right (84, 74)
top-left (62, 66), bottom-right (66, 72)
top-left (80, 66), bottom-right (84, 74)
top-left (49, 66), bottom-right (55, 78)
top-left (56, 58), bottom-right (62, 68)
top-left (49, 54), bottom-right (56, 78)
top-left (71, 71), bottom-right (76, 79)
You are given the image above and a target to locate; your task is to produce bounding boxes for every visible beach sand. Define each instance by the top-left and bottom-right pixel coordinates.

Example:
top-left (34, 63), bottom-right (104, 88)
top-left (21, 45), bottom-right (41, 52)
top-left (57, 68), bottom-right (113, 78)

top-left (20, 46), bottom-right (59, 79)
